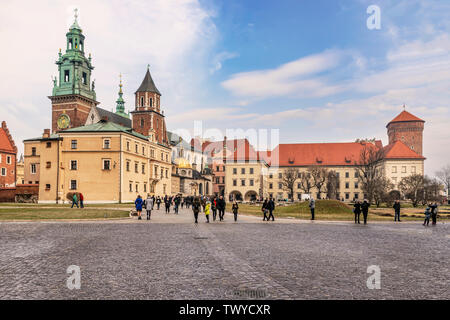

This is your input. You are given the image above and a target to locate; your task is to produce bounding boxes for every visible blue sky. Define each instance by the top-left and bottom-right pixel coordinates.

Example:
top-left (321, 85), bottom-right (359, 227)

top-left (0, 0), bottom-right (449, 174)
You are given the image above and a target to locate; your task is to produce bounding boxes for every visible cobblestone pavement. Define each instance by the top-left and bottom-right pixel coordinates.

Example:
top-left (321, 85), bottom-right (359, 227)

top-left (0, 207), bottom-right (448, 299)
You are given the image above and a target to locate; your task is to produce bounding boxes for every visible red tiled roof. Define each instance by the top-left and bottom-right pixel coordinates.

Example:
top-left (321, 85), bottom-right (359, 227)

top-left (0, 121), bottom-right (16, 154)
top-left (388, 110), bottom-right (424, 125)
top-left (203, 138), bottom-right (263, 162)
top-left (383, 140), bottom-right (425, 160)
top-left (269, 141), bottom-right (382, 167)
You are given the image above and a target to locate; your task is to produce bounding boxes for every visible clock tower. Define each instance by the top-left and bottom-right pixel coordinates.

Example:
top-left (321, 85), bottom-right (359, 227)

top-left (50, 9), bottom-right (99, 132)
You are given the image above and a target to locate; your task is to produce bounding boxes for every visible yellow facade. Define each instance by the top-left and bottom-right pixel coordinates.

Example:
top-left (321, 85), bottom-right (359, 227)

top-left (23, 129), bottom-right (171, 203)
top-left (382, 160), bottom-right (424, 189)
top-left (225, 161), bottom-right (269, 201)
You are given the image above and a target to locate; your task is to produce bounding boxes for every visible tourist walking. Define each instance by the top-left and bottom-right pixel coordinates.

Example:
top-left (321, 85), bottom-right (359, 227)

top-left (361, 199), bottom-right (370, 225)
top-left (353, 200), bottom-right (361, 224)
top-left (309, 197), bottom-right (316, 220)
top-left (164, 196), bottom-right (171, 214)
top-left (268, 197), bottom-right (275, 221)
top-left (205, 200), bottom-right (211, 223)
top-left (430, 202), bottom-right (438, 225)
top-left (217, 196), bottom-right (226, 221)
top-left (424, 207), bottom-right (432, 226)
top-left (174, 196), bottom-right (180, 214)
top-left (144, 194), bottom-right (153, 220)
top-left (79, 192), bottom-right (84, 208)
top-left (156, 196), bottom-right (161, 210)
top-left (71, 193), bottom-right (79, 208)
top-left (393, 200), bottom-right (401, 222)
top-left (192, 197), bottom-right (201, 224)
top-left (232, 200), bottom-right (239, 222)
top-left (135, 195), bottom-right (143, 220)
top-left (211, 197), bottom-right (217, 221)
top-left (262, 198), bottom-right (269, 221)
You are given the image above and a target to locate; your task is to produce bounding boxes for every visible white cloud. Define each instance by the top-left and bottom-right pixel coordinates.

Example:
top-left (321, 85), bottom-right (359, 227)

top-left (221, 50), bottom-right (345, 100)
top-left (209, 51), bottom-right (238, 74)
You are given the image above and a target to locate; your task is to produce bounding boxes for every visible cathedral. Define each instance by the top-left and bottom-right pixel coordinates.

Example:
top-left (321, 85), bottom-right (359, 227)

top-left (24, 13), bottom-right (176, 203)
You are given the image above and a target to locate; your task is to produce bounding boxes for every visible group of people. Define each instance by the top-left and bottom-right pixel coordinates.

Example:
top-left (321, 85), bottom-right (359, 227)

top-left (70, 192), bottom-right (84, 209)
top-left (423, 202), bottom-right (439, 226)
top-left (352, 199), bottom-right (371, 224)
top-left (192, 195), bottom-right (228, 223)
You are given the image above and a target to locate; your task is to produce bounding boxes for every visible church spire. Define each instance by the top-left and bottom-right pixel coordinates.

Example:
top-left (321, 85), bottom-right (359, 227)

top-left (115, 73), bottom-right (129, 119)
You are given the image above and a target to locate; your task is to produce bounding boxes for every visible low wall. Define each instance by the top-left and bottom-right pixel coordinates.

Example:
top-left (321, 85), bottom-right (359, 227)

top-left (0, 184), bottom-right (39, 203)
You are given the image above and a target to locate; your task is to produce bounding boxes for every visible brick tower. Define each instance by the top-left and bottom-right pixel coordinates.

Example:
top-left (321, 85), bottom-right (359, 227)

top-left (131, 66), bottom-right (168, 145)
top-left (386, 108), bottom-right (425, 155)
top-left (49, 9), bottom-right (98, 133)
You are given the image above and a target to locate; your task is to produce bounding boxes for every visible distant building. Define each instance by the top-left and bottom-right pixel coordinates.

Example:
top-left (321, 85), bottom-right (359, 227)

top-left (0, 121), bottom-right (17, 188)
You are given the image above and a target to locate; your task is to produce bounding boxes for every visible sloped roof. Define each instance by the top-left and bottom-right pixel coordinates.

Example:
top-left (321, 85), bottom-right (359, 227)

top-left (135, 68), bottom-right (161, 95)
top-left (383, 140), bottom-right (425, 160)
top-left (270, 141), bottom-right (382, 167)
top-left (0, 121), bottom-right (17, 154)
top-left (96, 107), bottom-right (131, 128)
top-left (203, 138), bottom-right (265, 162)
top-left (63, 120), bottom-right (148, 140)
top-left (388, 110), bottom-right (424, 125)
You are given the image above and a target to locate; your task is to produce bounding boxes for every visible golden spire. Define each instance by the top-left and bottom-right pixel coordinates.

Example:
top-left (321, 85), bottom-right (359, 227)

top-left (119, 73), bottom-right (123, 94)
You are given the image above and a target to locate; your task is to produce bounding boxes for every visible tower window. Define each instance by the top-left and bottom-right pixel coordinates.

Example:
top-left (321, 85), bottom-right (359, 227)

top-left (64, 70), bottom-right (70, 82)
top-left (140, 118), bottom-right (144, 127)
top-left (82, 72), bottom-right (87, 85)
top-left (150, 98), bottom-right (153, 107)
top-left (141, 97), bottom-right (144, 107)
top-left (69, 39), bottom-right (73, 49)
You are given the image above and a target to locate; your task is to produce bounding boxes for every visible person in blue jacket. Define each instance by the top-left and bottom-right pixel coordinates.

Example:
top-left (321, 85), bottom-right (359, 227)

top-left (135, 195), bottom-right (143, 220)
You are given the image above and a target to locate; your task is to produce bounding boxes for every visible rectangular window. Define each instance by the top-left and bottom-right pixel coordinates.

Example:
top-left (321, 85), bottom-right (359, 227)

top-left (345, 193), bottom-right (350, 200)
top-left (135, 184), bottom-right (139, 192)
top-left (392, 166), bottom-right (397, 173)
top-left (165, 169), bottom-right (168, 178)
top-left (46, 142), bottom-right (51, 148)
top-left (126, 161), bottom-right (130, 172)
top-left (250, 168), bottom-right (254, 174)
top-left (345, 172), bottom-right (349, 178)
top-left (269, 174), bottom-right (273, 179)
top-left (297, 183), bottom-right (301, 189)
top-left (31, 164), bottom-right (36, 174)
top-left (31, 147), bottom-right (36, 156)
top-left (129, 183), bottom-right (132, 192)
top-left (70, 160), bottom-right (77, 170)
top-left (136, 145), bottom-right (139, 153)
top-left (144, 184), bottom-right (147, 193)
top-left (135, 163), bottom-right (139, 173)
top-left (127, 141), bottom-right (130, 151)
top-left (278, 183), bottom-right (282, 189)
top-left (269, 183), bottom-right (273, 189)
top-left (64, 70), bottom-right (70, 82)
top-left (336, 172), bottom-right (340, 178)
top-left (103, 159), bottom-right (111, 170)
top-left (71, 140), bottom-right (77, 149)
top-left (241, 179), bottom-right (245, 186)
top-left (345, 182), bottom-right (350, 189)
top-left (0, 168), bottom-right (5, 176)
top-left (233, 179), bottom-right (237, 186)
top-left (46, 161), bottom-right (51, 169)
top-left (402, 166), bottom-right (407, 173)
top-left (354, 171), bottom-right (359, 178)
top-left (82, 72), bottom-right (87, 85)
top-left (241, 168), bottom-right (245, 174)
top-left (142, 164), bottom-right (145, 174)
top-left (103, 139), bottom-right (111, 149)
top-left (355, 182), bottom-right (359, 189)
top-left (233, 168), bottom-right (237, 174)
top-left (6, 156), bottom-right (11, 164)
top-left (142, 147), bottom-right (145, 155)
top-left (354, 193), bottom-right (359, 199)
top-left (70, 180), bottom-right (77, 190)
top-left (249, 179), bottom-right (254, 186)
top-left (45, 184), bottom-right (51, 190)
top-left (278, 173), bottom-right (282, 179)
top-left (411, 166), bottom-right (416, 173)
top-left (216, 166), bottom-right (219, 171)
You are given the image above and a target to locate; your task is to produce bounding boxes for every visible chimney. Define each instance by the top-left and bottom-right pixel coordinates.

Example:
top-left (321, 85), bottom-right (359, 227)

top-left (43, 129), bottom-right (50, 138)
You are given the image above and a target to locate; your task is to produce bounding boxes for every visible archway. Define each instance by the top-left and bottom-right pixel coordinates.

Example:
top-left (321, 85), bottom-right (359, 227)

top-left (244, 190), bottom-right (258, 202)
top-left (229, 190), bottom-right (242, 201)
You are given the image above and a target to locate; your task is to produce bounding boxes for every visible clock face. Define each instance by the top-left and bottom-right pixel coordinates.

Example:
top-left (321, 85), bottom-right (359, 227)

top-left (57, 114), bottom-right (70, 129)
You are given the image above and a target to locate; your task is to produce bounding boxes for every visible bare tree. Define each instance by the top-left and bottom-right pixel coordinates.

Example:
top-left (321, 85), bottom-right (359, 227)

top-left (298, 171), bottom-right (314, 196)
top-left (326, 170), bottom-right (339, 200)
top-left (308, 166), bottom-right (329, 199)
top-left (419, 176), bottom-right (444, 205)
top-left (436, 164), bottom-right (450, 201)
top-left (280, 167), bottom-right (299, 202)
top-left (398, 174), bottom-right (425, 207)
top-left (354, 143), bottom-right (385, 203)
top-left (373, 177), bottom-right (394, 207)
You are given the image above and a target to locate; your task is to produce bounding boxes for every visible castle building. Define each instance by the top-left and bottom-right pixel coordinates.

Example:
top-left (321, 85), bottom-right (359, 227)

top-left (0, 121), bottom-right (17, 188)
top-left (23, 14), bottom-right (172, 203)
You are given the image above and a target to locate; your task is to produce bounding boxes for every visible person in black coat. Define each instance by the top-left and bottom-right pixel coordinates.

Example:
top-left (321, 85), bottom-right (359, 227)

top-left (353, 200), bottom-right (361, 224)
top-left (430, 202), bottom-right (438, 225)
top-left (267, 197), bottom-right (275, 221)
top-left (262, 199), bottom-right (269, 221)
top-left (192, 197), bottom-right (201, 224)
top-left (217, 196), bottom-right (226, 221)
top-left (361, 199), bottom-right (370, 224)
top-left (232, 201), bottom-right (239, 222)
top-left (393, 200), bottom-right (401, 222)
top-left (164, 196), bottom-right (171, 214)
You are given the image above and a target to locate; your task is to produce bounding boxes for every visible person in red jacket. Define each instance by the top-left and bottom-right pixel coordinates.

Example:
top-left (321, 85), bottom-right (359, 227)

top-left (79, 193), bottom-right (84, 209)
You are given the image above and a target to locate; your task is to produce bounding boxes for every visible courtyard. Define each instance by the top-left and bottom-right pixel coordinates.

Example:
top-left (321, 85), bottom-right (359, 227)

top-left (0, 207), bottom-right (448, 300)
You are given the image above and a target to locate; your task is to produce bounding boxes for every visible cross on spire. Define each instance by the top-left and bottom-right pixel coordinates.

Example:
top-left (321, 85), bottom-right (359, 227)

top-left (74, 8), bottom-right (78, 22)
